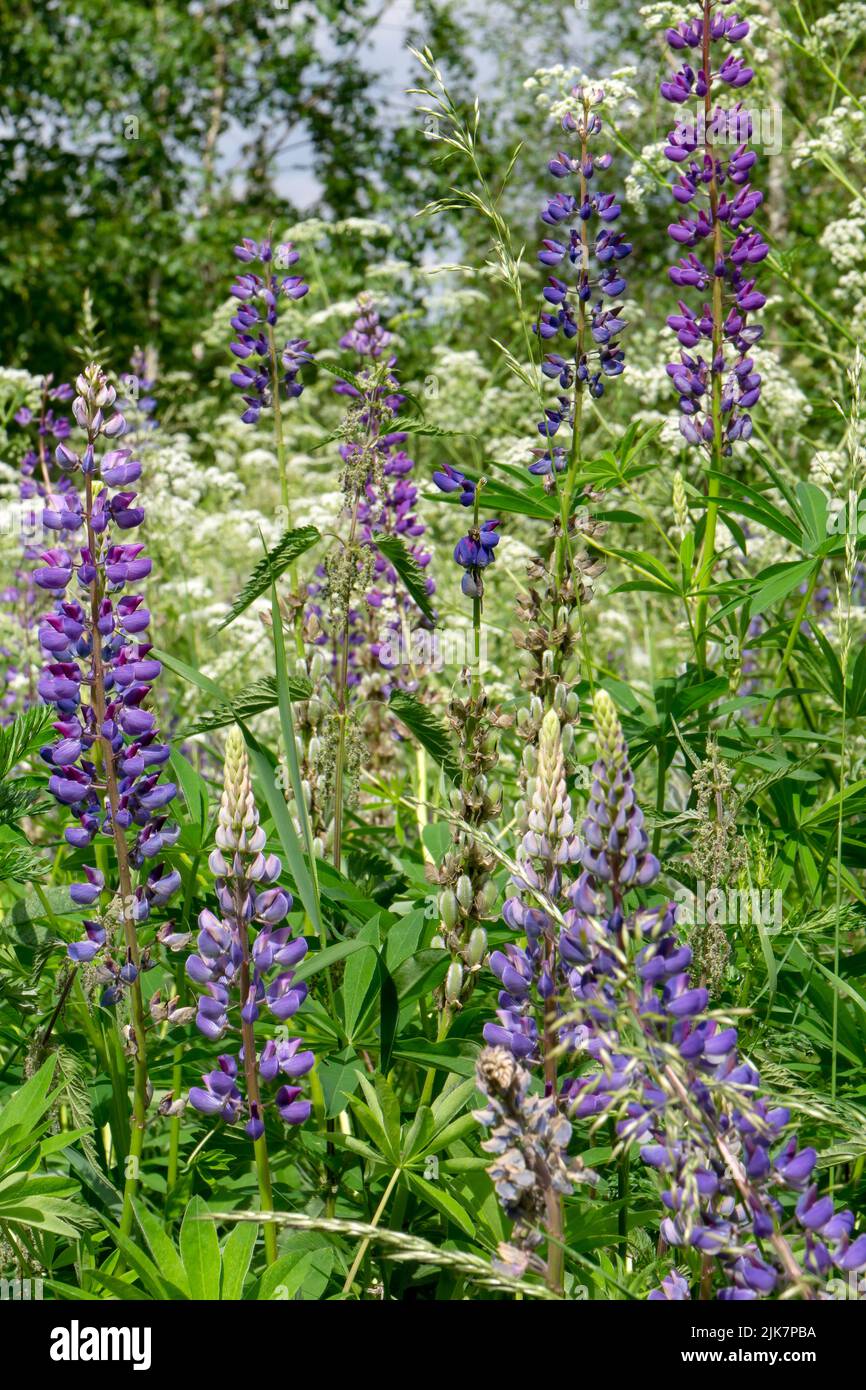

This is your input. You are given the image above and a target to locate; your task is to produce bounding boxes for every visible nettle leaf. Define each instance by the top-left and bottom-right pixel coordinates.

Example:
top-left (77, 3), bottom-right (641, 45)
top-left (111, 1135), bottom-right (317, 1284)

top-left (388, 690), bottom-right (460, 782)
top-left (376, 535), bottom-right (436, 622)
top-left (184, 674), bottom-right (312, 736)
top-left (217, 526), bottom-right (321, 630)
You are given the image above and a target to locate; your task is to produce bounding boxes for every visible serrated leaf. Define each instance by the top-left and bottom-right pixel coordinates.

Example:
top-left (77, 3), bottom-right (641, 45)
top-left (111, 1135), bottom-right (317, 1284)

top-left (217, 526), bottom-right (320, 630)
top-left (375, 535), bottom-right (436, 622)
top-left (184, 674), bottom-right (311, 737)
top-left (388, 690), bottom-right (460, 782)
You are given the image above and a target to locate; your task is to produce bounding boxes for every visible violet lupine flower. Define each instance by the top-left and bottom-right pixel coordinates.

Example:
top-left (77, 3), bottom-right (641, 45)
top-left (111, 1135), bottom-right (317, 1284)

top-left (561, 690), bottom-right (865, 1299)
top-left (531, 86), bottom-right (631, 476)
top-left (229, 237), bottom-right (314, 424)
top-left (454, 520), bottom-right (501, 599)
top-left (1, 377), bottom-right (77, 721)
top-left (34, 363), bottom-right (179, 987)
top-left (120, 347), bottom-right (158, 431)
top-left (186, 727), bottom-right (313, 1139)
top-left (660, 4), bottom-right (767, 453)
top-left (432, 463), bottom-right (476, 507)
top-left (310, 297), bottom-right (435, 695)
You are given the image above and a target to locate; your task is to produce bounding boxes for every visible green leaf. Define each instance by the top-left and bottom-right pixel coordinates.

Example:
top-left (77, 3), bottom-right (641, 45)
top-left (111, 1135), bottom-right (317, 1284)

top-left (388, 691), bottom-right (460, 782)
top-left (221, 1220), bottom-right (257, 1300)
top-left (748, 559), bottom-right (816, 619)
top-left (0, 706), bottom-right (56, 779)
top-left (169, 747), bottom-right (209, 833)
top-left (217, 526), bottom-right (321, 630)
top-left (0, 845), bottom-right (48, 883)
top-left (180, 1196), bottom-right (222, 1300)
top-left (404, 1171), bottom-right (475, 1238)
top-left (184, 674), bottom-right (312, 737)
top-left (375, 535), bottom-right (436, 622)
top-left (135, 1201), bottom-right (191, 1298)
top-left (0, 1056), bottom-right (56, 1142)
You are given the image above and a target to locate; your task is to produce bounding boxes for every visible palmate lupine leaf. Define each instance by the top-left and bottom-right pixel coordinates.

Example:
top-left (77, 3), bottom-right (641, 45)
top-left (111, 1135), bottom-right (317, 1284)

top-left (376, 535), bottom-right (436, 622)
top-left (388, 690), bottom-right (460, 782)
top-left (184, 674), bottom-right (312, 736)
top-left (217, 524), bottom-right (321, 630)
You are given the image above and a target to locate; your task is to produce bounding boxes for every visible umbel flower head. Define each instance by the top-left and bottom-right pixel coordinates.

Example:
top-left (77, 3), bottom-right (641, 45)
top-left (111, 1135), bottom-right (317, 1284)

top-left (186, 727), bottom-right (314, 1138)
top-left (34, 363), bottom-right (179, 988)
top-left (659, 3), bottom-right (767, 453)
top-left (229, 236), bottom-right (314, 424)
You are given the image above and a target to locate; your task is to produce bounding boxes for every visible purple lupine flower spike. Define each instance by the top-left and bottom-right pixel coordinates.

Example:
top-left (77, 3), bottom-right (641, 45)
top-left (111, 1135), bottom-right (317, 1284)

top-left (567, 691), bottom-right (862, 1299)
top-left (229, 237), bottom-right (314, 424)
top-left (660, 3), bottom-right (767, 453)
top-left (35, 363), bottom-right (179, 988)
top-left (186, 727), bottom-right (313, 1138)
top-left (530, 85), bottom-right (630, 477)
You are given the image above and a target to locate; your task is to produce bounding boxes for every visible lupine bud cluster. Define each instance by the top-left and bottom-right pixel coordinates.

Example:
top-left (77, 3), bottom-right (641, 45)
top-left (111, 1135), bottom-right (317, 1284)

top-left (431, 685), bottom-right (510, 1011)
top-left (186, 727), bottom-right (313, 1139)
top-left (531, 84), bottom-right (630, 479)
top-left (484, 708), bottom-right (582, 1066)
top-left (34, 363), bottom-right (179, 990)
top-left (229, 237), bottom-right (314, 425)
top-left (660, 2), bottom-right (767, 453)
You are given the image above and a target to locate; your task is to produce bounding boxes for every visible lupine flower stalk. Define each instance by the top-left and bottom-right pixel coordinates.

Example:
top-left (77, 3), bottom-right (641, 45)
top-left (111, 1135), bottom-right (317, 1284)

top-left (310, 300), bottom-right (435, 781)
top-left (660, 1), bottom-right (767, 667)
top-left (426, 479), bottom-right (508, 1052)
top-left (533, 84), bottom-right (629, 619)
top-left (473, 1045), bottom-right (596, 1289)
top-left (35, 362), bottom-right (179, 1234)
top-left (562, 693), bottom-right (862, 1296)
top-left (229, 235), bottom-right (314, 515)
top-left (482, 707), bottom-right (581, 1289)
top-left (320, 298), bottom-right (424, 868)
top-left (186, 726), bottom-right (313, 1263)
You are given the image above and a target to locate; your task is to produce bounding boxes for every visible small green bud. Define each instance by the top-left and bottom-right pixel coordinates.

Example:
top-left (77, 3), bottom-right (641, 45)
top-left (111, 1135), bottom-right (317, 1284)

top-left (479, 879), bottom-right (498, 914)
top-left (456, 874), bottom-right (473, 912)
top-left (466, 926), bottom-right (488, 966)
top-left (431, 933), bottom-right (446, 950)
top-left (445, 962), bottom-right (463, 1003)
top-left (439, 889), bottom-right (459, 930)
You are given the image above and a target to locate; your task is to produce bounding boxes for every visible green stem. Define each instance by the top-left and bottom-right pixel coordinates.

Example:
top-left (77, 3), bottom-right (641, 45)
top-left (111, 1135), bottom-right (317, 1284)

top-left (342, 1167), bottom-right (400, 1296)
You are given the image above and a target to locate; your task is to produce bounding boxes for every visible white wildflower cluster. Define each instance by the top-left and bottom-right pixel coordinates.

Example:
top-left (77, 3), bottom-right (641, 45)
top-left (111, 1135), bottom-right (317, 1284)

top-left (625, 142), bottom-right (667, 216)
top-left (819, 204), bottom-right (866, 339)
top-left (805, 2), bottom-right (866, 55)
top-left (792, 97), bottom-right (866, 169)
top-left (523, 64), bottom-right (639, 125)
